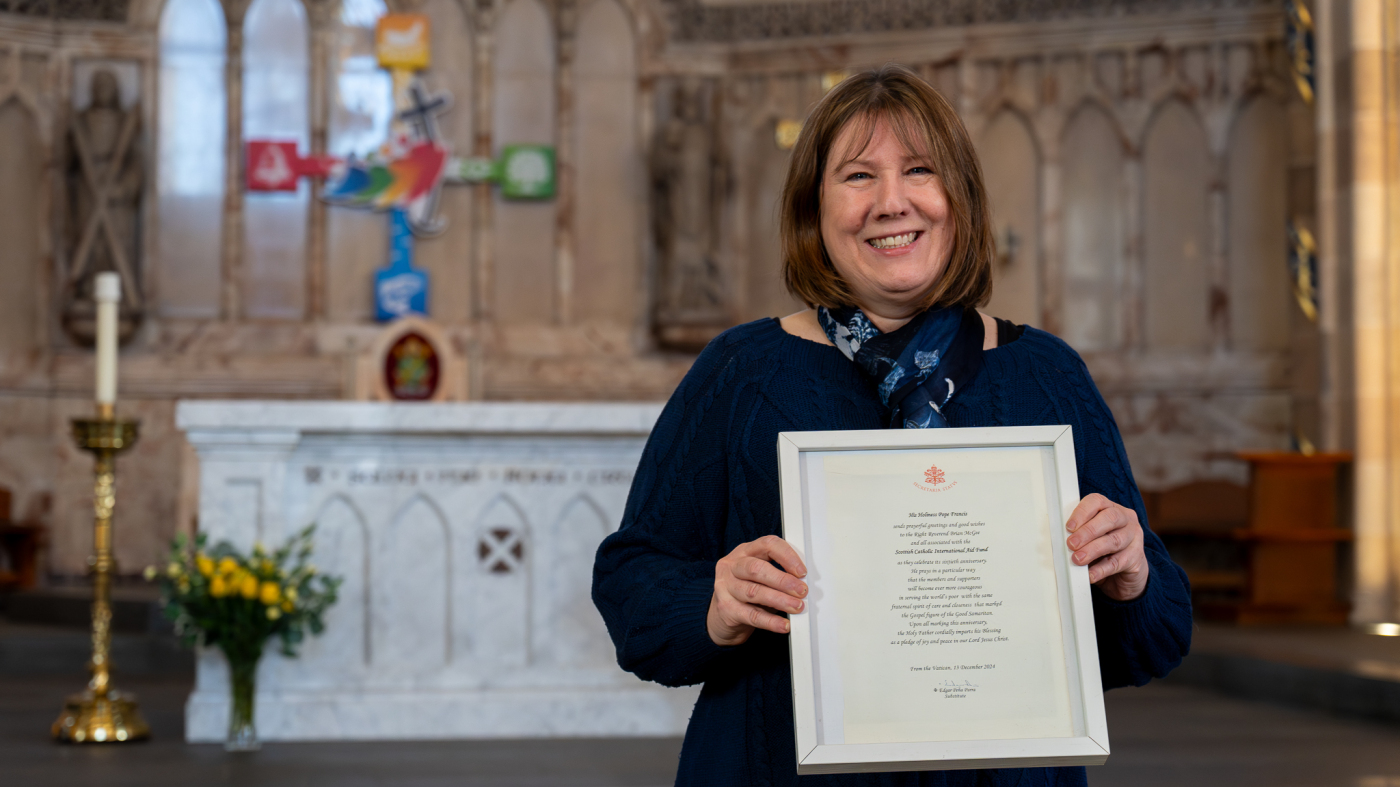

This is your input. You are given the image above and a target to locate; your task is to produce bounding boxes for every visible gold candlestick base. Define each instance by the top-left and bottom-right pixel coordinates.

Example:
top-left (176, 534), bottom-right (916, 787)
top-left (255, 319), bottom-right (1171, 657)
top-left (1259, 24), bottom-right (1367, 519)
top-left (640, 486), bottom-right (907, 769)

top-left (52, 689), bottom-right (150, 743)
top-left (52, 413), bottom-right (149, 744)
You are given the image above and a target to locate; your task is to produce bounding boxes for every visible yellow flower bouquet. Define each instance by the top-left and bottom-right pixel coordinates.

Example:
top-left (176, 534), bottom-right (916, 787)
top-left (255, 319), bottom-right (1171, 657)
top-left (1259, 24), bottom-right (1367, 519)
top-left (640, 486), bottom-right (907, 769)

top-left (146, 525), bottom-right (340, 751)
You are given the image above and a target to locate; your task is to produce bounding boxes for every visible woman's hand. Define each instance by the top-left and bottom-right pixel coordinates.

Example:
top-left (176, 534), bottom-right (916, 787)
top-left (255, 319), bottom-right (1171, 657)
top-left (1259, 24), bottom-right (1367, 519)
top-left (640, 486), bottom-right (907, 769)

top-left (1066, 493), bottom-right (1150, 601)
top-left (707, 535), bottom-right (808, 646)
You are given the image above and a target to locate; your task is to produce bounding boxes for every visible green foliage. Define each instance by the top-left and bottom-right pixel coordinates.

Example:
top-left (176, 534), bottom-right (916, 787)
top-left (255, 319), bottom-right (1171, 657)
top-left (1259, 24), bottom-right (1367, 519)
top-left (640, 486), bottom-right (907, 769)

top-left (146, 525), bottom-right (342, 665)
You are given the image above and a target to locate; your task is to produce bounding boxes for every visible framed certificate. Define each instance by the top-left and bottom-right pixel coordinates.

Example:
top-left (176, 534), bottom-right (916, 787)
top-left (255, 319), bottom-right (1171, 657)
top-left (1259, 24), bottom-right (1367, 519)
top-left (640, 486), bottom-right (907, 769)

top-left (777, 426), bottom-right (1108, 775)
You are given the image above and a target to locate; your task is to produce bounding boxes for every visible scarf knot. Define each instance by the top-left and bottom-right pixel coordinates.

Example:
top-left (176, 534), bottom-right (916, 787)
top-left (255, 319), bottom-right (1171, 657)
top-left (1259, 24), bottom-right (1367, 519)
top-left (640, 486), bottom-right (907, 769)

top-left (817, 305), bottom-right (983, 429)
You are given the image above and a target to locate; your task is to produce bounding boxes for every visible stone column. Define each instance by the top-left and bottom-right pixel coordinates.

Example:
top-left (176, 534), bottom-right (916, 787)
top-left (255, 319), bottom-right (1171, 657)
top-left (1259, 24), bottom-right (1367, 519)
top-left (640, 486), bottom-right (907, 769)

top-left (472, 3), bottom-right (495, 323)
top-left (220, 0), bottom-right (250, 321)
top-left (306, 0), bottom-right (332, 321)
top-left (552, 0), bottom-right (576, 325)
top-left (1323, 0), bottom-right (1400, 625)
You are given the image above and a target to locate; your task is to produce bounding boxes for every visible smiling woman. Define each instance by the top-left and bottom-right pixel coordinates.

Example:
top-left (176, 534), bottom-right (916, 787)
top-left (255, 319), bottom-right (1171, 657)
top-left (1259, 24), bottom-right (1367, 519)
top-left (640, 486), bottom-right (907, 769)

top-left (593, 64), bottom-right (1192, 787)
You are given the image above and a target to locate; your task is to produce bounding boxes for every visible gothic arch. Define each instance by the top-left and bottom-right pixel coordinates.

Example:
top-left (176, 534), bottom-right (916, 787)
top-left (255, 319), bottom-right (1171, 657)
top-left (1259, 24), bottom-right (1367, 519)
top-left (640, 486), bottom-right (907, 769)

top-left (242, 0), bottom-right (311, 320)
top-left (0, 98), bottom-right (44, 357)
top-left (156, 0), bottom-right (227, 319)
top-left (1142, 98), bottom-right (1212, 351)
top-left (976, 107), bottom-right (1041, 327)
top-left (575, 0), bottom-right (642, 325)
top-left (310, 494), bottom-right (372, 667)
top-left (1225, 93), bottom-right (1290, 352)
top-left (1062, 98), bottom-right (1130, 155)
top-left (537, 493), bottom-right (614, 665)
top-left (378, 493), bottom-right (452, 669)
top-left (493, 0), bottom-right (557, 324)
top-left (468, 492), bottom-right (533, 664)
top-left (1137, 93), bottom-right (1209, 157)
top-left (1060, 101), bottom-right (1126, 352)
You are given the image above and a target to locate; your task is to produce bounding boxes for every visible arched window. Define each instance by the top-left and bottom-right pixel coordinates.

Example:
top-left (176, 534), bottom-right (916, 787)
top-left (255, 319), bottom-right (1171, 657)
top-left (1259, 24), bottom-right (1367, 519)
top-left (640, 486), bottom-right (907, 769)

top-left (326, 0), bottom-right (392, 321)
top-left (330, 0), bottom-right (392, 159)
top-left (243, 0), bottom-right (310, 319)
top-left (155, 0), bottom-right (226, 319)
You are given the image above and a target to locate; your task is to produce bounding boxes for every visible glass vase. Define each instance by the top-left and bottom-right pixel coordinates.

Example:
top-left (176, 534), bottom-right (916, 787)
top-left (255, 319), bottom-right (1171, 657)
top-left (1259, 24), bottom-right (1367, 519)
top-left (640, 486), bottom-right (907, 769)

top-left (225, 655), bottom-right (260, 752)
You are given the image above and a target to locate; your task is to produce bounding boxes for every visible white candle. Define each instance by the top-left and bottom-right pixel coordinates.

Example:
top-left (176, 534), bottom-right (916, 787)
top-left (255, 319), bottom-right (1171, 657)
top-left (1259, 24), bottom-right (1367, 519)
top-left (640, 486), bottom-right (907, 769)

top-left (94, 272), bottom-right (120, 407)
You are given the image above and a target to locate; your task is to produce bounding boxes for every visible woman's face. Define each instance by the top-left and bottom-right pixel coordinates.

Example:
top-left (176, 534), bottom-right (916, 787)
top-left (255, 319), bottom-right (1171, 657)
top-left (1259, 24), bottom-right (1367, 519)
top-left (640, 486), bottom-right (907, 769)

top-left (819, 116), bottom-right (955, 326)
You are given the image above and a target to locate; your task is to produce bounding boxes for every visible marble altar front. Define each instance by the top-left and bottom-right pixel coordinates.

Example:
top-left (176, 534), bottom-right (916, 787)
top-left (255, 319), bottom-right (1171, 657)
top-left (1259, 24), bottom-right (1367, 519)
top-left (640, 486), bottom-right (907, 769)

top-left (176, 401), bottom-right (699, 741)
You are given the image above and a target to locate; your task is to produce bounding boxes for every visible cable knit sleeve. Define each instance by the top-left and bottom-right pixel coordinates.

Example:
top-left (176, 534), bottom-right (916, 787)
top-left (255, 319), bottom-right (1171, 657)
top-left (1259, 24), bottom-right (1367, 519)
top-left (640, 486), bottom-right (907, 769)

top-left (1021, 332), bottom-right (1194, 689)
top-left (591, 330), bottom-right (750, 688)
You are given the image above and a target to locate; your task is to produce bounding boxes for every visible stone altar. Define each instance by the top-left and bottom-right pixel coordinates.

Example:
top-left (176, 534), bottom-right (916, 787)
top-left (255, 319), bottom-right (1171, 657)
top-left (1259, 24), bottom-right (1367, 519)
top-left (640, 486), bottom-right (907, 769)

top-left (176, 401), bottom-right (699, 741)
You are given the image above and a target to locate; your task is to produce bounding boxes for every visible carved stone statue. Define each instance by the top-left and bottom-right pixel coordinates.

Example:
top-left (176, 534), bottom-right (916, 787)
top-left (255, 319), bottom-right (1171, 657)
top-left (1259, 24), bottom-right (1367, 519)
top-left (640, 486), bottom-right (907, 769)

top-left (651, 79), bottom-right (727, 350)
top-left (62, 68), bottom-right (144, 345)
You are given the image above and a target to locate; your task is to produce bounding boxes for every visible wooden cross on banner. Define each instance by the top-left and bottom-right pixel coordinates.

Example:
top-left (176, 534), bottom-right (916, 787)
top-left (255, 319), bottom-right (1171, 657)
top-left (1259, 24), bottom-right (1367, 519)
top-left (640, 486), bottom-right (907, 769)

top-left (67, 107), bottom-right (143, 309)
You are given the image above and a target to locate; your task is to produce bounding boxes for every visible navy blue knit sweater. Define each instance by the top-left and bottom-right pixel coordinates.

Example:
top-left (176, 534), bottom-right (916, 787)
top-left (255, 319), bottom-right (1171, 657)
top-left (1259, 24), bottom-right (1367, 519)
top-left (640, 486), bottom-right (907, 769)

top-left (592, 318), bottom-right (1193, 787)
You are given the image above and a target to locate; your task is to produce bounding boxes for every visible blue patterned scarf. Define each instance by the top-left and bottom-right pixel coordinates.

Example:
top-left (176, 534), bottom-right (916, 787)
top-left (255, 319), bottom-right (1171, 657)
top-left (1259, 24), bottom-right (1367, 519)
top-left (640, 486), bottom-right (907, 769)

top-left (817, 305), bottom-right (984, 429)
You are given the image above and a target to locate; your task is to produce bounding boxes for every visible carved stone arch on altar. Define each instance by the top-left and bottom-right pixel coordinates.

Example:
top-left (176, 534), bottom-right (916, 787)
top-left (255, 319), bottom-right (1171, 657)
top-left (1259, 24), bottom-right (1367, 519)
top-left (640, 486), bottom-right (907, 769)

top-left (308, 494), bottom-right (372, 670)
top-left (535, 493), bottom-right (612, 666)
top-left (0, 97), bottom-right (44, 358)
top-left (376, 492), bottom-right (451, 670)
top-left (468, 493), bottom-right (532, 665)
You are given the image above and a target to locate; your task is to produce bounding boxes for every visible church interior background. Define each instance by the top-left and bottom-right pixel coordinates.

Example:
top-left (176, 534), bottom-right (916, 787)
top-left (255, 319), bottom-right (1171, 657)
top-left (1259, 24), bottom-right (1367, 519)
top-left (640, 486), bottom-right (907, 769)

top-left (3, 0), bottom-right (1400, 769)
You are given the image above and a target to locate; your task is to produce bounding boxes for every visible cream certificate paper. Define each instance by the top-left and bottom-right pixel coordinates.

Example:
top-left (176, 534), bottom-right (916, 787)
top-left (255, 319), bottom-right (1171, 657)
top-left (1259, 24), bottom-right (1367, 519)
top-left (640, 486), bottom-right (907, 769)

top-left (801, 446), bottom-right (1075, 746)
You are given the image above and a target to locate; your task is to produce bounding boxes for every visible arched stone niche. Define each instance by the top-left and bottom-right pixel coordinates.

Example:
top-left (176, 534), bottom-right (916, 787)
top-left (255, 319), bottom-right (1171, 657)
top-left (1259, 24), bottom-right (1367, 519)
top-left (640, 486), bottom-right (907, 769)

top-left (1060, 103), bottom-right (1125, 352)
top-left (0, 99), bottom-right (43, 357)
top-left (1227, 96), bottom-right (1291, 353)
top-left (977, 109), bottom-right (1041, 328)
top-left (155, 0), bottom-right (226, 321)
top-left (242, 0), bottom-right (311, 320)
top-left (573, 0), bottom-right (640, 326)
top-left (1143, 100), bottom-right (1211, 352)
top-left (492, 0), bottom-right (556, 325)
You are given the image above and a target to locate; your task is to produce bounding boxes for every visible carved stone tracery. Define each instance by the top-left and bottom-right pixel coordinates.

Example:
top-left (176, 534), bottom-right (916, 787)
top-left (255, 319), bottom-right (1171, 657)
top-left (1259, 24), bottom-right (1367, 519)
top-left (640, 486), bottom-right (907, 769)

top-left (0, 0), bottom-right (129, 23)
top-left (660, 0), bottom-right (1277, 43)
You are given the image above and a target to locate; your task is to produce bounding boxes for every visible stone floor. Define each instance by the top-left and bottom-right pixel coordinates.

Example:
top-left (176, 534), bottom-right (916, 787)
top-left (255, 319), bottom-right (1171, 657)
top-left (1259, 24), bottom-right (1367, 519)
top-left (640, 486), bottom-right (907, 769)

top-left (2, 674), bottom-right (1400, 786)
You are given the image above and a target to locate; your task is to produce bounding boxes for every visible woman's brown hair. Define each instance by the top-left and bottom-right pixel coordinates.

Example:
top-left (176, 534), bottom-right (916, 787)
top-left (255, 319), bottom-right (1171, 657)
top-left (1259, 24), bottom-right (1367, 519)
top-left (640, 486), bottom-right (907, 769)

top-left (780, 64), bottom-right (995, 311)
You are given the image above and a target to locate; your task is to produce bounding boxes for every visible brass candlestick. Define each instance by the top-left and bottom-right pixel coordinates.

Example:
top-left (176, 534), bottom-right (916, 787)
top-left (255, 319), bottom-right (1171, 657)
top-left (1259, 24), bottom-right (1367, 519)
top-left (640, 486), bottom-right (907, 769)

top-left (52, 410), bottom-right (150, 743)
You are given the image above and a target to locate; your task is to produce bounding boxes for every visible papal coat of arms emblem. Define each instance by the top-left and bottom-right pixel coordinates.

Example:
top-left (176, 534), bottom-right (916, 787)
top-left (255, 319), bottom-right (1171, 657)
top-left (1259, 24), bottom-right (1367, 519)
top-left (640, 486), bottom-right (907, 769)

top-left (924, 465), bottom-right (945, 486)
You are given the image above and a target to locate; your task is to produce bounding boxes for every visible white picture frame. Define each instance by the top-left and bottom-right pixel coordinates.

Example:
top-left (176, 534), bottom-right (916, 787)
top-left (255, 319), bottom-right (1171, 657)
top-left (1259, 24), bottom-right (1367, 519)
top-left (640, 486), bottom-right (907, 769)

top-left (777, 425), bottom-right (1108, 775)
